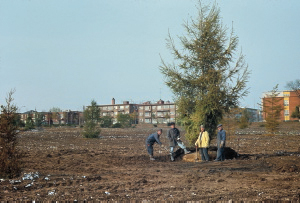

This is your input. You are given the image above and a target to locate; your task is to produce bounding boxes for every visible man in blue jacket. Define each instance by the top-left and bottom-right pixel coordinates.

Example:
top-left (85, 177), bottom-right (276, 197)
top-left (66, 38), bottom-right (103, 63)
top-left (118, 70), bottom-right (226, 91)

top-left (146, 129), bottom-right (163, 161)
top-left (215, 124), bottom-right (226, 161)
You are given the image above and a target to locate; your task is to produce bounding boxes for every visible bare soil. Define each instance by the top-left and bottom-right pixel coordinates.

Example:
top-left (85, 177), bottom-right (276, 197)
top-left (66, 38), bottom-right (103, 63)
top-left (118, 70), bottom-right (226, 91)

top-left (1, 123), bottom-right (300, 202)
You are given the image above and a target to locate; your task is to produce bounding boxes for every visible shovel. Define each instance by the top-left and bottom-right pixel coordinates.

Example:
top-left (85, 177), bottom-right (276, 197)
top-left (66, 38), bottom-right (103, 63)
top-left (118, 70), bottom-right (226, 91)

top-left (195, 146), bottom-right (200, 162)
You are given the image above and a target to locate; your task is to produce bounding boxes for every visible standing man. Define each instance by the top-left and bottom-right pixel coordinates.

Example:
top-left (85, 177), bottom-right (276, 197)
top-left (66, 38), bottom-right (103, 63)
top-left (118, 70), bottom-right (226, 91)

top-left (167, 122), bottom-right (190, 161)
top-left (215, 124), bottom-right (226, 161)
top-left (195, 125), bottom-right (210, 161)
top-left (146, 129), bottom-right (163, 161)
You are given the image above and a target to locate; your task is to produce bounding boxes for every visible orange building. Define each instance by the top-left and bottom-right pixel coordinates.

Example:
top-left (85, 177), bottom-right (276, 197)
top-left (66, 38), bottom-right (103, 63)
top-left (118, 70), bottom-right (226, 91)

top-left (262, 90), bottom-right (300, 121)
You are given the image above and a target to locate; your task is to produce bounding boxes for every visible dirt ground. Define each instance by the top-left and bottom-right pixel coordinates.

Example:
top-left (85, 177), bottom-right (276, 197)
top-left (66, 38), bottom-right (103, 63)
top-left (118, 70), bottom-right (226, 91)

top-left (1, 123), bottom-right (300, 202)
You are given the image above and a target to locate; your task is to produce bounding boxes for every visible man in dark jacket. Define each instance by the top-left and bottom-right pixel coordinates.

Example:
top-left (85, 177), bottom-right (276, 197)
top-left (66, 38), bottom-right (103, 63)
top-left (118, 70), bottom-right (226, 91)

top-left (215, 124), bottom-right (226, 161)
top-left (167, 122), bottom-right (190, 161)
top-left (145, 129), bottom-right (163, 161)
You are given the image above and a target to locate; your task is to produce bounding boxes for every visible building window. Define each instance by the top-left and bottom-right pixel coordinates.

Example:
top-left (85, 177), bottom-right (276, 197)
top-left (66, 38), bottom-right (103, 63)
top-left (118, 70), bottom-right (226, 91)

top-left (157, 112), bottom-right (163, 117)
top-left (283, 93), bottom-right (290, 97)
top-left (284, 100), bottom-right (289, 106)
top-left (145, 118), bottom-right (151, 123)
top-left (152, 106), bottom-right (156, 110)
top-left (157, 106), bottom-right (162, 110)
top-left (125, 105), bottom-right (129, 109)
top-left (108, 106), bottom-right (113, 110)
top-left (145, 112), bottom-right (151, 117)
top-left (139, 113), bottom-right (143, 116)
top-left (284, 110), bottom-right (289, 116)
top-left (114, 106), bottom-right (118, 109)
top-left (139, 106), bottom-right (143, 110)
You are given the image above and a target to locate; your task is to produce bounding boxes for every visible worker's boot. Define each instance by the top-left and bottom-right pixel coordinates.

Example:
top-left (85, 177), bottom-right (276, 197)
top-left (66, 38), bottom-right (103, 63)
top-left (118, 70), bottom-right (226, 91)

top-left (149, 155), bottom-right (155, 161)
top-left (170, 154), bottom-right (175, 161)
top-left (184, 148), bottom-right (191, 154)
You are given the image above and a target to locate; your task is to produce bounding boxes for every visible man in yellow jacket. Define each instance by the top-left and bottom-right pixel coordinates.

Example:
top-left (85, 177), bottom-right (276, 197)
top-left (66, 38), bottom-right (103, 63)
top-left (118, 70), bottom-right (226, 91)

top-left (195, 125), bottom-right (210, 161)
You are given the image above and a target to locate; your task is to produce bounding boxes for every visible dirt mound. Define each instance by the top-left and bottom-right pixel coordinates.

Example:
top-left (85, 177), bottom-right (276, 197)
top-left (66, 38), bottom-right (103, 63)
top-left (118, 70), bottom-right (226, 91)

top-left (182, 146), bottom-right (239, 162)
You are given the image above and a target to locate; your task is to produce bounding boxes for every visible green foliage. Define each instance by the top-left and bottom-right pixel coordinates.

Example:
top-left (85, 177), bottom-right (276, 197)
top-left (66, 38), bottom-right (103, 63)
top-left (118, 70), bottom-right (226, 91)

top-left (160, 2), bottom-right (250, 144)
top-left (82, 100), bottom-right (101, 138)
top-left (263, 84), bottom-right (283, 134)
top-left (0, 90), bottom-right (22, 178)
top-left (291, 106), bottom-right (300, 120)
top-left (14, 114), bottom-right (25, 128)
top-left (82, 121), bottom-right (100, 138)
top-left (112, 123), bottom-right (122, 128)
top-left (35, 112), bottom-right (44, 127)
top-left (25, 114), bottom-right (35, 130)
top-left (100, 116), bottom-right (113, 128)
top-left (117, 114), bottom-right (131, 128)
top-left (84, 100), bottom-right (101, 123)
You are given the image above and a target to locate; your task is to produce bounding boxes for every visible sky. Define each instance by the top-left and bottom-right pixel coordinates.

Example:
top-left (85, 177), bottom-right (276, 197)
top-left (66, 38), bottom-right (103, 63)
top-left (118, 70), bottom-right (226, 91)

top-left (0, 0), bottom-right (299, 112)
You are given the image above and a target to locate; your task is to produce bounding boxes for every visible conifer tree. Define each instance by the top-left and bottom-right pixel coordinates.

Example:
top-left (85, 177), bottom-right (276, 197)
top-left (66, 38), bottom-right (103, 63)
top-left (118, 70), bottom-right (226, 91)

top-left (83, 100), bottom-right (101, 138)
top-left (263, 85), bottom-right (283, 134)
top-left (0, 90), bottom-right (22, 178)
top-left (160, 2), bottom-right (250, 143)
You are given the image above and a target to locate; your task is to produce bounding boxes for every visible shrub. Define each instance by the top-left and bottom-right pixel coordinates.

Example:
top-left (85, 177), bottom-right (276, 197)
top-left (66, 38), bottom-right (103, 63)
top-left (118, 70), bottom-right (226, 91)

top-left (82, 121), bottom-right (100, 138)
top-left (112, 123), bottom-right (122, 128)
top-left (82, 100), bottom-right (101, 138)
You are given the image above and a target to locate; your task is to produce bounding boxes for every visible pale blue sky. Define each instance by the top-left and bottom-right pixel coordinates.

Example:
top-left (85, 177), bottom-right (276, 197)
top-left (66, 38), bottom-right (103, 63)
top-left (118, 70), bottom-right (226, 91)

top-left (0, 0), bottom-right (299, 112)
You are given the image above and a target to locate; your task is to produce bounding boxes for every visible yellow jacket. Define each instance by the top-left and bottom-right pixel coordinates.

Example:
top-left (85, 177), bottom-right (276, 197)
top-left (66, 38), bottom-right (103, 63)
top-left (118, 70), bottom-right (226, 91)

top-left (195, 131), bottom-right (210, 148)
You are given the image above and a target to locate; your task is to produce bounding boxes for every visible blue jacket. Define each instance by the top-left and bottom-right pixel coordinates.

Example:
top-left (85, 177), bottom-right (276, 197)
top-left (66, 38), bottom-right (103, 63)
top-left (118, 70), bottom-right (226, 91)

top-left (146, 133), bottom-right (162, 145)
top-left (217, 129), bottom-right (226, 148)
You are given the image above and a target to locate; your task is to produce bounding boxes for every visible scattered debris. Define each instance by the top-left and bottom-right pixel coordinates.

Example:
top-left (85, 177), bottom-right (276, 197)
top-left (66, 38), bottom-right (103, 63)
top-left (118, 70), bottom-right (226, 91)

top-left (48, 190), bottom-right (56, 195)
top-left (22, 172), bottom-right (40, 181)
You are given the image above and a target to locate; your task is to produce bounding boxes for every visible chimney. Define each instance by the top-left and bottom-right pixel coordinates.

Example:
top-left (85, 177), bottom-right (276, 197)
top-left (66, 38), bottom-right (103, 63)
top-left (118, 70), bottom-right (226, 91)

top-left (112, 98), bottom-right (115, 105)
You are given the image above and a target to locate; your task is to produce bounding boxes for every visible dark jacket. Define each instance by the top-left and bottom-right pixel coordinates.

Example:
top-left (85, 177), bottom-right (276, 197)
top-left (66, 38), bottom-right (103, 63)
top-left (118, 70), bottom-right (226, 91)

top-left (167, 127), bottom-right (180, 147)
top-left (217, 129), bottom-right (226, 148)
top-left (146, 133), bottom-right (162, 146)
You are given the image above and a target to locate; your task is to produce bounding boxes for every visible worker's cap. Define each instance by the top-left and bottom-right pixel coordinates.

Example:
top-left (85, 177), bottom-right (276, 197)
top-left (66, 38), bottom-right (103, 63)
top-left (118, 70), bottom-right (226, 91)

top-left (217, 124), bottom-right (223, 128)
top-left (157, 129), bottom-right (163, 132)
top-left (170, 122), bottom-right (175, 126)
top-left (200, 125), bottom-right (205, 128)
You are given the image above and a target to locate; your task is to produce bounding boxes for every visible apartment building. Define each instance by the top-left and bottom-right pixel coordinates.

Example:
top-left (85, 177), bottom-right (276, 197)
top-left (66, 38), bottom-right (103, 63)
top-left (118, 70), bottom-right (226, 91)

top-left (20, 110), bottom-right (83, 125)
top-left (98, 98), bottom-right (138, 124)
top-left (97, 98), bottom-right (176, 124)
top-left (262, 90), bottom-right (300, 121)
top-left (138, 99), bottom-right (176, 124)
